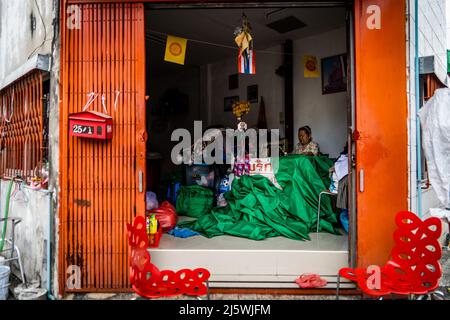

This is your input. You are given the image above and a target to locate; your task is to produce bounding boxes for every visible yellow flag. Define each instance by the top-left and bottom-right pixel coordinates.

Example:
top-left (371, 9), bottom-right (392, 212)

top-left (303, 55), bottom-right (319, 78)
top-left (164, 35), bottom-right (187, 65)
top-left (235, 31), bottom-right (253, 56)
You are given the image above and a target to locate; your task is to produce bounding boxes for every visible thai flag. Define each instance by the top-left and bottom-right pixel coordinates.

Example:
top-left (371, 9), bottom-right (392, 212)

top-left (238, 48), bottom-right (256, 74)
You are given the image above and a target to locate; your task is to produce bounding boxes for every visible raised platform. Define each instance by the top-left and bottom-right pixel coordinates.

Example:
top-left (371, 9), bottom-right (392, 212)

top-left (149, 231), bottom-right (352, 289)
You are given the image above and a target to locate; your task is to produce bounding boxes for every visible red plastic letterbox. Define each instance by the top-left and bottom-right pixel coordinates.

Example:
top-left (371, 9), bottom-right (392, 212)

top-left (69, 111), bottom-right (113, 140)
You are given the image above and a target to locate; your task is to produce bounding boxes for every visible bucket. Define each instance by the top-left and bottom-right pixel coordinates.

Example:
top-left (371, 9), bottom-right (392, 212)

top-left (0, 265), bottom-right (10, 300)
top-left (18, 288), bottom-right (47, 300)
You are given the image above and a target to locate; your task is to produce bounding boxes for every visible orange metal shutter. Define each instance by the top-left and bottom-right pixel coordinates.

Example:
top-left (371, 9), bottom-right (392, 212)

top-left (60, 2), bottom-right (146, 293)
top-left (354, 0), bottom-right (408, 268)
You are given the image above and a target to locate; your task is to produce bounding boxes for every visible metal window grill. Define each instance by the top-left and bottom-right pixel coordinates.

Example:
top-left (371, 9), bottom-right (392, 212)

top-left (424, 73), bottom-right (444, 101)
top-left (0, 71), bottom-right (44, 180)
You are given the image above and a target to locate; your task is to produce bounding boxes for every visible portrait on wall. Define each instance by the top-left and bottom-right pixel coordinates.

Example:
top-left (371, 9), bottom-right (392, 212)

top-left (229, 74), bottom-right (239, 90)
top-left (247, 85), bottom-right (258, 103)
top-left (321, 54), bottom-right (347, 94)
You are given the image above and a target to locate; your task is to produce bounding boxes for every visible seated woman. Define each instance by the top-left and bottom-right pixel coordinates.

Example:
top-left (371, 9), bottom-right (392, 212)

top-left (294, 126), bottom-right (320, 156)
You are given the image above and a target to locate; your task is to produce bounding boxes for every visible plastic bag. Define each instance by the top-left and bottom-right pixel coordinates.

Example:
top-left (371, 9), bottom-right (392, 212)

top-left (146, 191), bottom-right (159, 211)
top-left (149, 201), bottom-right (177, 232)
top-left (216, 176), bottom-right (231, 207)
top-left (176, 185), bottom-right (214, 218)
top-left (166, 182), bottom-right (181, 205)
top-left (340, 209), bottom-right (349, 233)
top-left (329, 172), bottom-right (339, 194)
top-left (419, 88), bottom-right (450, 208)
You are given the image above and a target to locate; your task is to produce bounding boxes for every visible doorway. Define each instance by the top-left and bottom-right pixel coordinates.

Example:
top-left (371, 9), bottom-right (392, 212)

top-left (144, 3), bottom-right (354, 289)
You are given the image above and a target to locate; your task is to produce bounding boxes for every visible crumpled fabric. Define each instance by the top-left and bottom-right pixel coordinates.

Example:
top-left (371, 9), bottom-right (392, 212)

top-left (175, 185), bottom-right (214, 218)
top-left (179, 155), bottom-right (339, 241)
top-left (167, 226), bottom-right (200, 238)
top-left (334, 154), bottom-right (349, 181)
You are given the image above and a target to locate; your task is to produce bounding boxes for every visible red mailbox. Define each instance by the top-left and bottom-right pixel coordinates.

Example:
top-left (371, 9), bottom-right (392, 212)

top-left (69, 111), bottom-right (113, 140)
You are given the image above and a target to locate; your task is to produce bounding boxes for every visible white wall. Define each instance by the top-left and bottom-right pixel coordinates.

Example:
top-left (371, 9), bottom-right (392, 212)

top-left (293, 27), bottom-right (348, 158)
top-left (147, 67), bottom-right (202, 174)
top-left (406, 0), bottom-right (447, 216)
top-left (208, 27), bottom-right (348, 158)
top-left (0, 180), bottom-right (51, 287)
top-left (0, 0), bottom-right (53, 83)
top-left (208, 46), bottom-right (285, 136)
top-left (418, 0), bottom-right (448, 83)
top-left (148, 27), bottom-right (348, 181)
top-left (0, 0), bottom-right (56, 291)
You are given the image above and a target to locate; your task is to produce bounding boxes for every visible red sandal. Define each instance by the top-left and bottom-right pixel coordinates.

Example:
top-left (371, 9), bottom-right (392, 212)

top-left (295, 274), bottom-right (328, 288)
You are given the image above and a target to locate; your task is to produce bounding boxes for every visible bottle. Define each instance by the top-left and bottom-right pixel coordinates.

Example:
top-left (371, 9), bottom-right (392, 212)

top-left (148, 214), bottom-right (157, 245)
top-left (149, 214), bottom-right (157, 234)
top-left (145, 212), bottom-right (151, 235)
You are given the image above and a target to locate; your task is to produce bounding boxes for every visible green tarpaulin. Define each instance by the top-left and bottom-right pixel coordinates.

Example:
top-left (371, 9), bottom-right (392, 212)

top-left (178, 155), bottom-right (339, 241)
top-left (176, 185), bottom-right (214, 218)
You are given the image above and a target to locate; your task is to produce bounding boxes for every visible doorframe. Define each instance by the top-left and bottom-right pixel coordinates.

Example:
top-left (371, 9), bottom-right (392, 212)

top-left (143, 0), bottom-right (356, 259)
top-left (68, 0), bottom-right (350, 7)
top-left (346, 4), bottom-right (357, 269)
top-left (58, 1), bottom-right (147, 294)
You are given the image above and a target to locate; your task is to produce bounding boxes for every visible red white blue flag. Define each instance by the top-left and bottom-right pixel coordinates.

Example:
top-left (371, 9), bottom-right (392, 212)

top-left (238, 48), bottom-right (256, 74)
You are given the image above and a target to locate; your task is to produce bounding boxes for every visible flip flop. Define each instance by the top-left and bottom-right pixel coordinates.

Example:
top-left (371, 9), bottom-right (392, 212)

top-left (295, 273), bottom-right (328, 288)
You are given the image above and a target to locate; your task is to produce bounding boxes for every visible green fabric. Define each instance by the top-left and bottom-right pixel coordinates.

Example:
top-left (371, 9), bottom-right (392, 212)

top-left (179, 155), bottom-right (339, 241)
top-left (0, 180), bottom-right (14, 252)
top-left (447, 50), bottom-right (450, 73)
top-left (176, 185), bottom-right (214, 218)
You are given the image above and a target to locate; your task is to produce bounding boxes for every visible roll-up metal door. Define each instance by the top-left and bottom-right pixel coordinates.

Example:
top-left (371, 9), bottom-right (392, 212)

top-left (60, 2), bottom-right (146, 293)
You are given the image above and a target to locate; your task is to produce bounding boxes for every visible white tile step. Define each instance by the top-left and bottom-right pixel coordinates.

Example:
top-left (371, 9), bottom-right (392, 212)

top-left (149, 232), bottom-right (350, 289)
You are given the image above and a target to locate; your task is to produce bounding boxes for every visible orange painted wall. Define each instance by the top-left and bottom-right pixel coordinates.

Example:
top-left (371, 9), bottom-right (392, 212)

top-left (354, 0), bottom-right (409, 268)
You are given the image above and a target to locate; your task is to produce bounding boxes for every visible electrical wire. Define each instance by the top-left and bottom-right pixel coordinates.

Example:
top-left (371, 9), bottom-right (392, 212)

top-left (28, 0), bottom-right (50, 59)
top-left (146, 29), bottom-right (293, 56)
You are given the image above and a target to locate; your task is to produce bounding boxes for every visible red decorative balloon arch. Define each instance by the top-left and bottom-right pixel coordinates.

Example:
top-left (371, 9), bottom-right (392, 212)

top-left (126, 216), bottom-right (210, 298)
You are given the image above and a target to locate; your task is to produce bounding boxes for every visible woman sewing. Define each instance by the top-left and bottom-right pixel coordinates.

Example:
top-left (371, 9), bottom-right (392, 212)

top-left (294, 126), bottom-right (320, 156)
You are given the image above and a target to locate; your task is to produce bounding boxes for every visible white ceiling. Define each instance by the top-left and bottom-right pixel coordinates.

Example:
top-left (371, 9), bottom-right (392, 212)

top-left (145, 7), bottom-right (346, 75)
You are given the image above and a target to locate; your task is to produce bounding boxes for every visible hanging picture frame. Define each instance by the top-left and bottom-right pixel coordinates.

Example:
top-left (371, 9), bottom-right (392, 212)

top-left (321, 54), bottom-right (347, 94)
top-left (247, 85), bottom-right (258, 103)
top-left (229, 74), bottom-right (239, 90)
top-left (224, 96), bottom-right (239, 112)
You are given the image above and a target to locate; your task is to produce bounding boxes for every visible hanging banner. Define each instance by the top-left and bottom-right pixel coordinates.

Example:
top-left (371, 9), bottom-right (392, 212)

top-left (235, 13), bottom-right (255, 75)
top-left (238, 48), bottom-right (256, 74)
top-left (303, 55), bottom-right (319, 78)
top-left (164, 35), bottom-right (187, 65)
top-left (235, 30), bottom-right (253, 54)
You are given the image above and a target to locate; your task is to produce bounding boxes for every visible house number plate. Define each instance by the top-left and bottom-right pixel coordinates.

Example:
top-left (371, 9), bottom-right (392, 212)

top-left (72, 124), bottom-right (94, 135)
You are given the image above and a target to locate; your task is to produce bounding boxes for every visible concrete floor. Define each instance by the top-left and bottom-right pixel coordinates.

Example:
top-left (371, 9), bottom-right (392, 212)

top-left (65, 292), bottom-right (359, 300)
